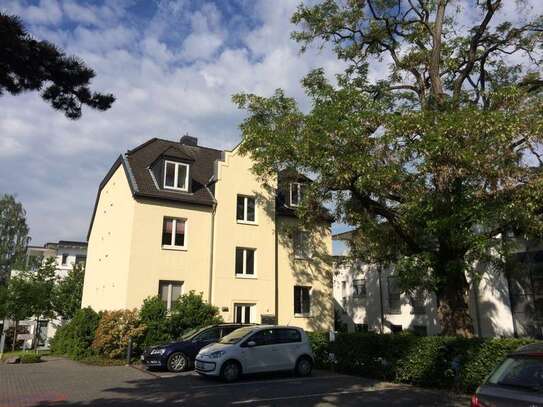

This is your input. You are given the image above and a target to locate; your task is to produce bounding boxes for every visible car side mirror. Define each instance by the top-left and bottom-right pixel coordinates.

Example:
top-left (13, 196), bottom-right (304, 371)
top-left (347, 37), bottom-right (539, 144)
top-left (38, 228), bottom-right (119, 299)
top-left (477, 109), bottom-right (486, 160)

top-left (246, 341), bottom-right (256, 347)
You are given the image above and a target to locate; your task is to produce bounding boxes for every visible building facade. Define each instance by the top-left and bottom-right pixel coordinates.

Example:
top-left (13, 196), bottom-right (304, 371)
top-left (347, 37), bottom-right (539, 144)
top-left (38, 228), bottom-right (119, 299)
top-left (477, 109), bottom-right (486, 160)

top-left (2, 241), bottom-right (87, 349)
top-left (333, 233), bottom-right (542, 338)
top-left (81, 136), bottom-right (333, 331)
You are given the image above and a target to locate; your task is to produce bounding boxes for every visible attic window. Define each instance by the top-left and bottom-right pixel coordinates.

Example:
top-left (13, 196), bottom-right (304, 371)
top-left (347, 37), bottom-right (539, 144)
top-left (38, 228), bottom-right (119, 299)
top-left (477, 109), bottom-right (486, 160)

top-left (164, 160), bottom-right (189, 192)
top-left (290, 182), bottom-right (304, 207)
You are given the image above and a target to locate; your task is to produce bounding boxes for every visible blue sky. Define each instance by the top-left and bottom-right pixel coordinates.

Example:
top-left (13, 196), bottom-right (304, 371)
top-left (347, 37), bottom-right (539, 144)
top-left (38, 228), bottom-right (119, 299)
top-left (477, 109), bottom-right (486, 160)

top-left (0, 0), bottom-right (540, 251)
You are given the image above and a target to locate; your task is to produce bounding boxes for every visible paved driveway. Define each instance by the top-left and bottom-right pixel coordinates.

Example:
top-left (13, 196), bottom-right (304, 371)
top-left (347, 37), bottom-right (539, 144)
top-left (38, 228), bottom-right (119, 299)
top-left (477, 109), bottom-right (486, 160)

top-left (0, 357), bottom-right (469, 406)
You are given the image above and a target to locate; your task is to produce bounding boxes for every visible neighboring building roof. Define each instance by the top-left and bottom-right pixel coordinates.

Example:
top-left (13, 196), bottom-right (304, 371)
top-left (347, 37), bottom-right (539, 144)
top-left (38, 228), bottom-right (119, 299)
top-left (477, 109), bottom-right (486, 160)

top-left (333, 229), bottom-right (356, 240)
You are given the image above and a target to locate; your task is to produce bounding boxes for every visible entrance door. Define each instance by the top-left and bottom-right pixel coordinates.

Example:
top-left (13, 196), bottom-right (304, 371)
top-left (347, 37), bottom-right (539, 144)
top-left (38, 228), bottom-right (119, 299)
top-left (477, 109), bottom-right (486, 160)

top-left (234, 303), bottom-right (254, 324)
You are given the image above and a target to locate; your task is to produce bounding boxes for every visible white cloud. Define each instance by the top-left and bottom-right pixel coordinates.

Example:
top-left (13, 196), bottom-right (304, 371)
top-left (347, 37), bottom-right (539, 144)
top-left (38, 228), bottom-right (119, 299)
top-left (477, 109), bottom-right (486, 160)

top-left (0, 0), bottom-right (539, 245)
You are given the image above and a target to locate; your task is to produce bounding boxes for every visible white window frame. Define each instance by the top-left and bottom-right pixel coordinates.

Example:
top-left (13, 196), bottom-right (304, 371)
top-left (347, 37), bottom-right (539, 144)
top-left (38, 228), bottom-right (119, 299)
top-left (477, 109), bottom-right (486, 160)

top-left (235, 247), bottom-right (257, 278)
top-left (293, 231), bottom-right (311, 259)
top-left (233, 303), bottom-right (255, 323)
top-left (159, 280), bottom-right (183, 312)
top-left (294, 286), bottom-right (311, 317)
top-left (163, 160), bottom-right (190, 192)
top-left (161, 217), bottom-right (188, 251)
top-left (236, 195), bottom-right (257, 224)
top-left (290, 182), bottom-right (303, 207)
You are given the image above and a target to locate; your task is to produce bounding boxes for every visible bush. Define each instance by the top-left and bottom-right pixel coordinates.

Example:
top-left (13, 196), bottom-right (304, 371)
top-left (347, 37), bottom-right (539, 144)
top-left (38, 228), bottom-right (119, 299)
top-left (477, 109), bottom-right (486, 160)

top-left (313, 332), bottom-right (539, 393)
top-left (92, 309), bottom-right (146, 359)
top-left (20, 353), bottom-right (41, 363)
top-left (139, 296), bottom-right (172, 348)
top-left (50, 307), bottom-right (100, 359)
top-left (168, 291), bottom-right (222, 339)
top-left (307, 331), bottom-right (331, 368)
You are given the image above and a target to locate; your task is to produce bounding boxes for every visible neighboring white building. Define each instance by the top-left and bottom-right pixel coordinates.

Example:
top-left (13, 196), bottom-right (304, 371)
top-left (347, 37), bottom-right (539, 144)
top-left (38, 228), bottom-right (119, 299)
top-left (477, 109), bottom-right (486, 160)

top-left (333, 232), bottom-right (543, 338)
top-left (2, 241), bottom-right (87, 350)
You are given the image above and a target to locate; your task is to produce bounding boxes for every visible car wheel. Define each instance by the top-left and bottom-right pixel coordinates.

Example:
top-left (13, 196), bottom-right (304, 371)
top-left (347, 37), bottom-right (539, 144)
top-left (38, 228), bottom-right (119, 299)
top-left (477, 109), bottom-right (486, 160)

top-left (295, 356), bottom-right (313, 377)
top-left (167, 352), bottom-right (189, 372)
top-left (221, 361), bottom-right (241, 382)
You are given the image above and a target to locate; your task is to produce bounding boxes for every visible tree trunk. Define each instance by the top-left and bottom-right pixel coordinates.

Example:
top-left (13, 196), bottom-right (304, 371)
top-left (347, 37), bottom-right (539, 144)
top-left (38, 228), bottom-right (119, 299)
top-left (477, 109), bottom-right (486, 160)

top-left (11, 320), bottom-right (18, 352)
top-left (436, 271), bottom-right (474, 337)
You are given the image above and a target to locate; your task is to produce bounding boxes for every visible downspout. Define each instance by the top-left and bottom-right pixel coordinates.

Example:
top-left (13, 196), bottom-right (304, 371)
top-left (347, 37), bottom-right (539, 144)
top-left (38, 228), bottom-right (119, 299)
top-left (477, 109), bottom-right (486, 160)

top-left (274, 206), bottom-right (279, 323)
top-left (208, 202), bottom-right (216, 305)
top-left (378, 266), bottom-right (385, 334)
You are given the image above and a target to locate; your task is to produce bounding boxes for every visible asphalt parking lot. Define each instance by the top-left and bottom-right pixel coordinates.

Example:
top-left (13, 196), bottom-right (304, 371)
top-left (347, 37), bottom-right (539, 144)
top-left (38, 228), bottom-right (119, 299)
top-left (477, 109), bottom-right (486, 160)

top-left (0, 357), bottom-right (470, 406)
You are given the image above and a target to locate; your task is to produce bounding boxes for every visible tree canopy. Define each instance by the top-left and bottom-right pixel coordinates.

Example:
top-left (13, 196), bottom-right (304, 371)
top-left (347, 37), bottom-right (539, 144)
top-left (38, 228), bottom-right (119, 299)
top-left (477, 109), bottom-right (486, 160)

top-left (234, 0), bottom-right (543, 336)
top-left (0, 194), bottom-right (29, 284)
top-left (0, 13), bottom-right (115, 119)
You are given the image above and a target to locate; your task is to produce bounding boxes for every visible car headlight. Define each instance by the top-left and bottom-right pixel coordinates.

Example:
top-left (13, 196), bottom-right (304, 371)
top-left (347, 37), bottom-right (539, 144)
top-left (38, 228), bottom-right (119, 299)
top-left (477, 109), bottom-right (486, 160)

top-left (150, 348), bottom-right (166, 355)
top-left (208, 351), bottom-right (226, 359)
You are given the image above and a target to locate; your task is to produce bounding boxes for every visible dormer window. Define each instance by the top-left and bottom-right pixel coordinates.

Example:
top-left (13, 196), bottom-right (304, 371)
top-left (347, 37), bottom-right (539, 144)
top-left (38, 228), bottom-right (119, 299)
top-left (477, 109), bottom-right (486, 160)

top-left (164, 160), bottom-right (189, 192)
top-left (290, 182), bottom-right (304, 207)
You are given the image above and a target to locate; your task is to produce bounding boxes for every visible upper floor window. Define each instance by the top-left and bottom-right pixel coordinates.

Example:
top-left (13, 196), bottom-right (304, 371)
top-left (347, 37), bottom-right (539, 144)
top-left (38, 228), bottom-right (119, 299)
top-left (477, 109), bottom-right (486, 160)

top-left (162, 217), bottom-right (186, 249)
top-left (236, 195), bottom-right (256, 223)
top-left (164, 160), bottom-right (189, 192)
top-left (235, 247), bottom-right (256, 277)
top-left (387, 276), bottom-right (401, 314)
top-left (410, 290), bottom-right (426, 315)
top-left (353, 279), bottom-right (367, 299)
top-left (290, 182), bottom-right (304, 207)
top-left (293, 231), bottom-right (311, 259)
top-left (75, 255), bottom-right (86, 266)
top-left (61, 253), bottom-right (68, 265)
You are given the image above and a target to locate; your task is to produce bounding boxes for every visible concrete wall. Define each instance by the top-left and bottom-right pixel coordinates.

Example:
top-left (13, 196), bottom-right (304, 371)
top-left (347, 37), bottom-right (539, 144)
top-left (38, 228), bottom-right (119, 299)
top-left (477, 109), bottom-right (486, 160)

top-left (81, 165), bottom-right (135, 311)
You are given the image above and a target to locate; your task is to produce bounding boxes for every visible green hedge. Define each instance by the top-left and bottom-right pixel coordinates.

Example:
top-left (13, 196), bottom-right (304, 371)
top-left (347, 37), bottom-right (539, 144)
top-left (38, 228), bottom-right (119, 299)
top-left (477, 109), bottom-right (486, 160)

top-left (307, 332), bottom-right (538, 393)
top-left (50, 307), bottom-right (100, 359)
top-left (19, 353), bottom-right (41, 364)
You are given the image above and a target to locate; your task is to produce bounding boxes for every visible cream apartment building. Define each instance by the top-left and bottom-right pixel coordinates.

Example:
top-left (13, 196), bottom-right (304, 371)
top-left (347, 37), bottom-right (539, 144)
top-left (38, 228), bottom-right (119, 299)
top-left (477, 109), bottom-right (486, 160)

top-left (333, 231), bottom-right (543, 338)
top-left (81, 136), bottom-right (333, 331)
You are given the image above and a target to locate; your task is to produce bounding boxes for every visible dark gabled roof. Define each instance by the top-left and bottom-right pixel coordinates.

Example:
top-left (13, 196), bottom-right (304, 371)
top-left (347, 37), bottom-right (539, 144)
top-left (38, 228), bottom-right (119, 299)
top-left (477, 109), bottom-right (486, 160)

top-left (125, 138), bottom-right (222, 207)
top-left (333, 229), bottom-right (356, 240)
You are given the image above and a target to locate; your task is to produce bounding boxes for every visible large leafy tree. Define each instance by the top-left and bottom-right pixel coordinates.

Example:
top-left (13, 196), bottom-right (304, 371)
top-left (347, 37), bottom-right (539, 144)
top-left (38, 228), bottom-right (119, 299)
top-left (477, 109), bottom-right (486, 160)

top-left (0, 194), bottom-right (29, 284)
top-left (0, 13), bottom-right (114, 119)
top-left (234, 0), bottom-right (543, 336)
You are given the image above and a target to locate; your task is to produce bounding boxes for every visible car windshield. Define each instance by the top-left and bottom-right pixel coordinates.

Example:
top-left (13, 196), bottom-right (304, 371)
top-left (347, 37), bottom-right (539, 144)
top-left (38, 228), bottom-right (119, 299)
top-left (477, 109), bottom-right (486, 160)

top-left (180, 326), bottom-right (211, 341)
top-left (488, 356), bottom-right (543, 392)
top-left (218, 326), bottom-right (255, 344)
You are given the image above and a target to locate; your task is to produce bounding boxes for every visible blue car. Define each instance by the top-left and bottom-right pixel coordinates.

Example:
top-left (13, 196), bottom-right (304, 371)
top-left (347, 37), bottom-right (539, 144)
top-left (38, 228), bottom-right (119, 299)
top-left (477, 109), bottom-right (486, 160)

top-left (141, 324), bottom-right (248, 372)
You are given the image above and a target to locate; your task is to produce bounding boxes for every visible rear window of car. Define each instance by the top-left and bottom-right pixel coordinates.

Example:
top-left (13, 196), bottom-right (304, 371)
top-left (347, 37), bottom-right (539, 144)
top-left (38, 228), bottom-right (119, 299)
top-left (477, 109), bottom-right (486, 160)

top-left (276, 328), bottom-right (301, 343)
top-left (487, 356), bottom-right (543, 392)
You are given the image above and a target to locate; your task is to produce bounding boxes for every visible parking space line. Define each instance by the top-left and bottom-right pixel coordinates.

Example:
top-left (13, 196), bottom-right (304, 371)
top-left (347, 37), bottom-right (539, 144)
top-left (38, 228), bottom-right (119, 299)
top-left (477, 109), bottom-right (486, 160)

top-left (191, 375), bottom-right (339, 390)
top-left (231, 389), bottom-right (371, 404)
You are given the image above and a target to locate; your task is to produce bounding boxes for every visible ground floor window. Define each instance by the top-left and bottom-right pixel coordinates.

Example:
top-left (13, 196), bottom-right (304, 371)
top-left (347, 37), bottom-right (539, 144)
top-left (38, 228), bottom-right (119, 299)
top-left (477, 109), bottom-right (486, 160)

top-left (159, 280), bottom-right (183, 311)
top-left (37, 320), bottom-right (49, 347)
top-left (234, 303), bottom-right (254, 323)
top-left (294, 286), bottom-right (311, 315)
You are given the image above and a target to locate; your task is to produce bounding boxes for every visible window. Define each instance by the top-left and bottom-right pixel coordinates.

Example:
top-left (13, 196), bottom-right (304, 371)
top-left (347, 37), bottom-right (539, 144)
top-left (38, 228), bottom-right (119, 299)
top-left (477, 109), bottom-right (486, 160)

top-left (410, 290), bottom-right (426, 315)
top-left (387, 277), bottom-right (401, 314)
top-left (159, 280), bottom-right (183, 311)
top-left (355, 324), bottom-right (369, 333)
top-left (236, 195), bottom-right (256, 223)
top-left (235, 247), bottom-right (256, 277)
top-left (246, 329), bottom-right (276, 347)
top-left (353, 279), bottom-right (366, 298)
top-left (162, 217), bottom-right (186, 249)
top-left (293, 231), bottom-right (311, 259)
top-left (294, 286), bottom-right (311, 315)
top-left (193, 327), bottom-right (220, 342)
top-left (164, 160), bottom-right (189, 191)
top-left (61, 253), bottom-right (68, 265)
top-left (290, 182), bottom-right (304, 207)
top-left (390, 324), bottom-right (403, 334)
top-left (234, 303), bottom-right (254, 323)
top-left (276, 328), bottom-right (302, 343)
top-left (75, 255), bottom-right (86, 266)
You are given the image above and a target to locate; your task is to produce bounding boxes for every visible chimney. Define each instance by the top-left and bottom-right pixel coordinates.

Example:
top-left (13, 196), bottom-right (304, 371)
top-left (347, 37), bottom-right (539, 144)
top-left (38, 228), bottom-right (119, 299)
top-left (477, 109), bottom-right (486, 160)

top-left (180, 133), bottom-right (198, 146)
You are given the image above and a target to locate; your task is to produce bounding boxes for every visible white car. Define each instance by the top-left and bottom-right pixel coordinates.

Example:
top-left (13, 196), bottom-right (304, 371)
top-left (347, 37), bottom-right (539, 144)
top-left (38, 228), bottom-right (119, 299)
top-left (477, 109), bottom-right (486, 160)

top-left (194, 325), bottom-right (314, 382)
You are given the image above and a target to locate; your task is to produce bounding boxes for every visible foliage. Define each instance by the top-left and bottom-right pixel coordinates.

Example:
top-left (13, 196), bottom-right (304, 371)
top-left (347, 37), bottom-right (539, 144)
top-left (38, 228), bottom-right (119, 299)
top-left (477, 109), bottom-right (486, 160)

top-left (53, 263), bottom-right (85, 320)
top-left (0, 194), bottom-right (29, 284)
top-left (2, 325), bottom-right (30, 351)
top-left (234, 0), bottom-right (543, 336)
top-left (91, 309), bottom-right (146, 359)
top-left (0, 13), bottom-right (114, 119)
top-left (139, 296), bottom-right (171, 347)
top-left (168, 291), bottom-right (222, 339)
top-left (306, 331), bottom-right (331, 368)
top-left (19, 353), bottom-right (41, 363)
top-left (77, 355), bottom-right (128, 366)
top-left (50, 307), bottom-right (100, 359)
top-left (313, 332), bottom-right (536, 392)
